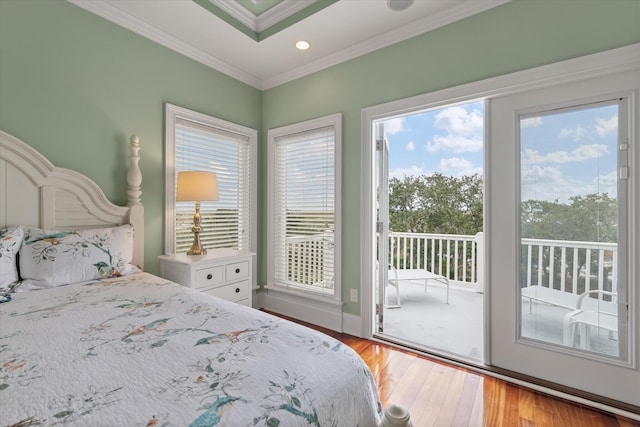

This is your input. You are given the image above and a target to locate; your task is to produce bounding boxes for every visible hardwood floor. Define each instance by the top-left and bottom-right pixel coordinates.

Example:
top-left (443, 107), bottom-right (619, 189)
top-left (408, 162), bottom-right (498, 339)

top-left (343, 336), bottom-right (639, 427)
top-left (267, 311), bottom-right (639, 427)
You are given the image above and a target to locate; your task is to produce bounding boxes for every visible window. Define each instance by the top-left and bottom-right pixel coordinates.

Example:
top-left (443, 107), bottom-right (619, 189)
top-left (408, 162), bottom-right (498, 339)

top-left (267, 113), bottom-right (342, 298)
top-left (165, 104), bottom-right (256, 254)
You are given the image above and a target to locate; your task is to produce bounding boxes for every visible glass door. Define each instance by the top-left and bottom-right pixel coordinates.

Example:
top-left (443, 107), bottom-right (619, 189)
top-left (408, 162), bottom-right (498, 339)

top-left (489, 68), bottom-right (638, 406)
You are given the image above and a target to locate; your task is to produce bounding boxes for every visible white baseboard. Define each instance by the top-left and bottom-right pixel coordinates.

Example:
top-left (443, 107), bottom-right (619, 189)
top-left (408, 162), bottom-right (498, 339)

top-left (254, 288), bottom-right (366, 337)
top-left (257, 287), bottom-right (344, 332)
top-left (342, 312), bottom-right (365, 337)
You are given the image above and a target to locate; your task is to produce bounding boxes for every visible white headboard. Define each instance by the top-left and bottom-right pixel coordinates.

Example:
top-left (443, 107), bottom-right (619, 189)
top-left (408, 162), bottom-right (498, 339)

top-left (0, 130), bottom-right (144, 269)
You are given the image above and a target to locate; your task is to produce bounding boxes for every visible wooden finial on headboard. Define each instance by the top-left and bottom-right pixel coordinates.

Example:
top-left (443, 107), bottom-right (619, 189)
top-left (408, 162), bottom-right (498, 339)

top-left (127, 135), bottom-right (142, 206)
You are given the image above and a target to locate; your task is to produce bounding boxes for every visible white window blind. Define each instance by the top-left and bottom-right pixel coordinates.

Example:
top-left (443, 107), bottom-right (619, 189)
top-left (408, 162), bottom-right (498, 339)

top-left (270, 115), bottom-right (341, 295)
top-left (174, 117), bottom-right (252, 253)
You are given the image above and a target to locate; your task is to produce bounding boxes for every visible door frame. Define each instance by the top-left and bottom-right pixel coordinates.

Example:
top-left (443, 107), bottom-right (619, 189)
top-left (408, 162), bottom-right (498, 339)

top-left (360, 43), bottom-right (640, 410)
top-left (375, 123), bottom-right (390, 332)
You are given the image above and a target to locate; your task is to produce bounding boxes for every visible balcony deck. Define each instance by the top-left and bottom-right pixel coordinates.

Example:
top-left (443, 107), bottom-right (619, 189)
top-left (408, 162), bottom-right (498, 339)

top-left (382, 281), bottom-right (619, 362)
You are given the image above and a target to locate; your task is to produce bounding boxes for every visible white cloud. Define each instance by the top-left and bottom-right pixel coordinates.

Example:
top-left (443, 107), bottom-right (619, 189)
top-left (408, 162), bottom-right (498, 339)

top-left (584, 170), bottom-right (618, 197)
top-left (521, 164), bottom-right (617, 203)
top-left (520, 165), bottom-right (571, 202)
top-left (427, 135), bottom-right (482, 153)
top-left (522, 144), bottom-right (608, 165)
top-left (406, 141), bottom-right (415, 151)
top-left (426, 106), bottom-right (483, 153)
top-left (439, 157), bottom-right (482, 177)
top-left (568, 144), bottom-right (609, 161)
top-left (520, 148), bottom-right (540, 165)
top-left (596, 115), bottom-right (617, 137)
top-left (559, 126), bottom-right (587, 142)
top-left (521, 116), bottom-right (543, 128)
top-left (435, 106), bottom-right (483, 136)
top-left (521, 165), bottom-right (564, 185)
top-left (389, 165), bottom-right (423, 180)
top-left (382, 118), bottom-right (407, 135)
top-left (439, 156), bottom-right (471, 171)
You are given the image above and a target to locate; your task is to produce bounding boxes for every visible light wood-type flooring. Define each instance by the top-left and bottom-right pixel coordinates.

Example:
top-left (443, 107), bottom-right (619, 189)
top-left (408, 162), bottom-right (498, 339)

top-left (267, 311), bottom-right (640, 427)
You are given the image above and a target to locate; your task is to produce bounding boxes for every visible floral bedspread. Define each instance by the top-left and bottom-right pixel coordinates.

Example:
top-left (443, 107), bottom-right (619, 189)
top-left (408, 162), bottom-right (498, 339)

top-left (0, 273), bottom-right (382, 426)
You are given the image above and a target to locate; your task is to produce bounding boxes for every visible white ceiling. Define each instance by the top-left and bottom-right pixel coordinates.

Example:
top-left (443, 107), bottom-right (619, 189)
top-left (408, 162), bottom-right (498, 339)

top-left (68, 0), bottom-right (510, 90)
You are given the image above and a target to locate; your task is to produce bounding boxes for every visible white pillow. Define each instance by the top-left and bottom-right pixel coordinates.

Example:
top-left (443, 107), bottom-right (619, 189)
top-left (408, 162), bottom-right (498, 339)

top-left (0, 225), bottom-right (24, 291)
top-left (18, 224), bottom-right (140, 291)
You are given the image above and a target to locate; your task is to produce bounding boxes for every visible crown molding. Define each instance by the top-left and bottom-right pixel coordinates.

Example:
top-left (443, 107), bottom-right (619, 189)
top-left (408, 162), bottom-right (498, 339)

top-left (262, 0), bottom-right (512, 89)
top-left (210, 0), bottom-right (316, 33)
top-left (208, 0), bottom-right (257, 31)
top-left (257, 0), bottom-right (317, 32)
top-left (67, 0), bottom-right (263, 89)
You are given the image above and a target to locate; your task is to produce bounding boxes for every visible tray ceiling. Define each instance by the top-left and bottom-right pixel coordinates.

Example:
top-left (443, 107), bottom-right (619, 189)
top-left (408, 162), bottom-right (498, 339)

top-left (68, 0), bottom-right (511, 90)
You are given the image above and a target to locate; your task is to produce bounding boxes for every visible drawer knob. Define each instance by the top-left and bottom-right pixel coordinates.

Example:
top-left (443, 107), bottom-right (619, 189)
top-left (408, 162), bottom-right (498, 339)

top-left (235, 268), bottom-right (240, 274)
top-left (207, 274), bottom-right (212, 280)
top-left (235, 287), bottom-right (240, 293)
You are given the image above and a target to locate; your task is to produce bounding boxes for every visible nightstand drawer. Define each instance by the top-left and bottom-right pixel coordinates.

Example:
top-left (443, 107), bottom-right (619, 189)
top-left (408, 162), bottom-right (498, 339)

top-left (226, 261), bottom-right (249, 281)
top-left (204, 280), bottom-right (250, 302)
top-left (195, 265), bottom-right (224, 288)
top-left (158, 250), bottom-right (254, 307)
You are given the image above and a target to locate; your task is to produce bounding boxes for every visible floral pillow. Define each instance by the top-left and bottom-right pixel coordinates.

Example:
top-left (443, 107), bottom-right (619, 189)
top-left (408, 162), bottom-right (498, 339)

top-left (17, 224), bottom-right (140, 292)
top-left (0, 225), bottom-right (24, 291)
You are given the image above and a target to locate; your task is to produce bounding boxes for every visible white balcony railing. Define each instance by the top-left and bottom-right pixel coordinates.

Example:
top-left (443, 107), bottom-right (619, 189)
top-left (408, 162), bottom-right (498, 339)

top-left (283, 232), bottom-right (334, 290)
top-left (285, 231), bottom-right (617, 301)
top-left (388, 232), bottom-right (482, 290)
top-left (388, 232), bottom-right (616, 299)
top-left (521, 238), bottom-right (617, 296)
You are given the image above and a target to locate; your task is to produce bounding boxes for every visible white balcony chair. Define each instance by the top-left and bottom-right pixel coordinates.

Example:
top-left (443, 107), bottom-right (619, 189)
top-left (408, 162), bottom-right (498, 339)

top-left (562, 290), bottom-right (618, 350)
top-left (373, 262), bottom-right (402, 308)
top-left (387, 264), bottom-right (449, 308)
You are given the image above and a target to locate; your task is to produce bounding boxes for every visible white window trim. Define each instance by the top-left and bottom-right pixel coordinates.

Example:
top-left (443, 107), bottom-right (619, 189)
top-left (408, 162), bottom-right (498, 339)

top-left (164, 103), bottom-right (257, 257)
top-left (266, 113), bottom-right (343, 305)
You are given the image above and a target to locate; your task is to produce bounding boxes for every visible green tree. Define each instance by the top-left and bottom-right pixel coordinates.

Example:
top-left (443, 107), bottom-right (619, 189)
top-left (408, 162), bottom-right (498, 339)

top-left (520, 193), bottom-right (617, 243)
top-left (388, 173), bottom-right (483, 235)
top-left (520, 193), bottom-right (617, 291)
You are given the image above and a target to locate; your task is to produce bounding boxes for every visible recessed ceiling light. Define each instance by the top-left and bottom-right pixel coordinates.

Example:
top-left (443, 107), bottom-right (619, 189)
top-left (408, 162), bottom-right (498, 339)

top-left (387, 0), bottom-right (414, 11)
top-left (296, 40), bottom-right (310, 50)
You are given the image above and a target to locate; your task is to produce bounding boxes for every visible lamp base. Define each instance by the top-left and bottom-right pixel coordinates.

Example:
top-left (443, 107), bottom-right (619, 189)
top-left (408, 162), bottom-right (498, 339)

top-left (186, 229), bottom-right (207, 255)
top-left (187, 247), bottom-right (206, 255)
top-left (187, 248), bottom-right (207, 255)
top-left (186, 202), bottom-right (206, 255)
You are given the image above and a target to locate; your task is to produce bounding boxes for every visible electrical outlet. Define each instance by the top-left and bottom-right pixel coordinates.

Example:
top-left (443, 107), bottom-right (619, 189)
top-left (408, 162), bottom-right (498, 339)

top-left (350, 289), bottom-right (358, 303)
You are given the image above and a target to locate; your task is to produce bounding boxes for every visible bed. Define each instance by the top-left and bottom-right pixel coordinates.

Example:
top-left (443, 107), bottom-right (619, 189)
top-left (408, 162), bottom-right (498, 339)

top-left (0, 130), bottom-right (393, 427)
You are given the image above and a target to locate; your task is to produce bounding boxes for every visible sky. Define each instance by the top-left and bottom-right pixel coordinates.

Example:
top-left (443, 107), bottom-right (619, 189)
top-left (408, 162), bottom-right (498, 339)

top-left (382, 100), bottom-right (484, 181)
top-left (380, 100), bottom-right (619, 203)
top-left (519, 104), bottom-right (618, 203)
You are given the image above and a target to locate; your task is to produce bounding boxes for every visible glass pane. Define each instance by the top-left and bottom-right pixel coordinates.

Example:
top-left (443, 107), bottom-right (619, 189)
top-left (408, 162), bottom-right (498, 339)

top-left (175, 122), bottom-right (251, 252)
top-left (273, 127), bottom-right (336, 292)
top-left (519, 102), bottom-right (621, 359)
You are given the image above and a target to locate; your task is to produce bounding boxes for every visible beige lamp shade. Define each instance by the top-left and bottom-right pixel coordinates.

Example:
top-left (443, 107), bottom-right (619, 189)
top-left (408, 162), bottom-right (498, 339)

top-left (176, 171), bottom-right (219, 201)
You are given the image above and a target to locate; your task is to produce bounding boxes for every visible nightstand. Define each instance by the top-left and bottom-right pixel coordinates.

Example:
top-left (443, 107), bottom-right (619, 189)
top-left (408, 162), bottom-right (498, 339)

top-left (159, 249), bottom-right (255, 307)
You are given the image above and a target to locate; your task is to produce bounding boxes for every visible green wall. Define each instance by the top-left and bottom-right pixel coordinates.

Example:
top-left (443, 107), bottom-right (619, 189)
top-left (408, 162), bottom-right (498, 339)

top-left (261, 0), bottom-right (640, 314)
top-left (1, 0), bottom-right (638, 317)
top-left (0, 0), bottom-right (262, 274)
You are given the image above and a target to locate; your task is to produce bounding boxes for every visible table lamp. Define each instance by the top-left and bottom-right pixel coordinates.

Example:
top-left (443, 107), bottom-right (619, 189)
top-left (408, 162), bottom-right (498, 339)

top-left (176, 171), bottom-right (219, 255)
